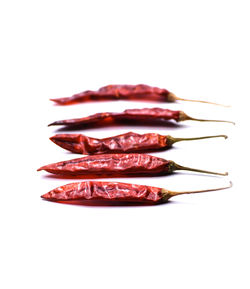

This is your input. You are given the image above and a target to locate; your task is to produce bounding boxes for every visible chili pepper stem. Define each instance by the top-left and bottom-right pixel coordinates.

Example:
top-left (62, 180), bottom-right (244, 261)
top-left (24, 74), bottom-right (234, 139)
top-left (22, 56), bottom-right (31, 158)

top-left (168, 92), bottom-right (230, 107)
top-left (166, 134), bottom-right (227, 146)
top-left (162, 181), bottom-right (232, 201)
top-left (169, 161), bottom-right (228, 176)
top-left (178, 111), bottom-right (235, 125)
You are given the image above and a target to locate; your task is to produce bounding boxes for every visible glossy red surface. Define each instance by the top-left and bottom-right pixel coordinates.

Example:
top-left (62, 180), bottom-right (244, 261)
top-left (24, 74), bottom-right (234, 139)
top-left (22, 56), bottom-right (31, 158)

top-left (50, 84), bottom-right (171, 105)
top-left (42, 181), bottom-right (163, 202)
top-left (50, 132), bottom-right (167, 154)
top-left (48, 107), bottom-right (180, 126)
top-left (37, 153), bottom-right (171, 176)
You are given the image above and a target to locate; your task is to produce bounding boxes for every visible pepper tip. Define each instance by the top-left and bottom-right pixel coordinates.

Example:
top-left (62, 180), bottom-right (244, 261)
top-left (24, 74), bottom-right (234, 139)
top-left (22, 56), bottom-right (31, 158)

top-left (41, 193), bottom-right (50, 200)
top-left (50, 98), bottom-right (59, 103)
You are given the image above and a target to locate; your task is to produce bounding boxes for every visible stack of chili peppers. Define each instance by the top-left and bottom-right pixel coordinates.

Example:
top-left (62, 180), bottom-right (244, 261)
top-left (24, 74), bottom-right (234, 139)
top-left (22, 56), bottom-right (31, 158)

top-left (38, 84), bottom-right (233, 204)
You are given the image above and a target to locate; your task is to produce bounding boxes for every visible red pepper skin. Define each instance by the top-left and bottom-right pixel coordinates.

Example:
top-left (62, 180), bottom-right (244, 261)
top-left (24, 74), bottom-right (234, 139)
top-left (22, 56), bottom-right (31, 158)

top-left (37, 153), bottom-right (171, 176)
top-left (38, 153), bottom-right (227, 177)
top-left (50, 132), bottom-right (167, 154)
top-left (41, 180), bottom-right (233, 203)
top-left (48, 107), bottom-right (180, 127)
top-left (41, 181), bottom-right (163, 203)
top-left (50, 84), bottom-right (172, 105)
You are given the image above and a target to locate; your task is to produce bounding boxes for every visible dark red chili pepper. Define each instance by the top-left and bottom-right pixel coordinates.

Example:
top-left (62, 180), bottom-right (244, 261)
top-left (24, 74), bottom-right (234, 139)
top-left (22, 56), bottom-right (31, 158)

top-left (50, 84), bottom-right (228, 106)
top-left (50, 132), bottom-right (227, 154)
top-left (41, 180), bottom-right (232, 203)
top-left (37, 153), bottom-right (228, 177)
top-left (48, 107), bottom-right (234, 127)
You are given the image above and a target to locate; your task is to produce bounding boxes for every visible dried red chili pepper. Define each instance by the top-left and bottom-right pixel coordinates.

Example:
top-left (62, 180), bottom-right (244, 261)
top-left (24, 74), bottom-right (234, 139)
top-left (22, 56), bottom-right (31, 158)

top-left (50, 84), bottom-right (228, 106)
top-left (50, 132), bottom-right (227, 154)
top-left (48, 107), bottom-right (234, 127)
top-left (37, 153), bottom-right (228, 177)
top-left (41, 180), bottom-right (232, 203)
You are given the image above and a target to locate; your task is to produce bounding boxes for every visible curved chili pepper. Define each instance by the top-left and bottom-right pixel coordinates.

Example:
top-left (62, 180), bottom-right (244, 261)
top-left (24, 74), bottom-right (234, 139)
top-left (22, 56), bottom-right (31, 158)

top-left (50, 132), bottom-right (227, 154)
top-left (50, 84), bottom-right (228, 106)
top-left (48, 107), bottom-right (234, 127)
top-left (37, 153), bottom-right (228, 177)
top-left (41, 180), bottom-right (232, 203)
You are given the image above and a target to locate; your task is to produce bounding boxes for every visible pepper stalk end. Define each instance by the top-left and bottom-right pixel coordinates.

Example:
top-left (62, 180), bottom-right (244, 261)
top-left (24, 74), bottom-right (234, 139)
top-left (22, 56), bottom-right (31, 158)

top-left (166, 134), bottom-right (228, 146)
top-left (178, 111), bottom-right (235, 125)
top-left (167, 161), bottom-right (228, 176)
top-left (169, 92), bottom-right (231, 107)
top-left (161, 181), bottom-right (232, 201)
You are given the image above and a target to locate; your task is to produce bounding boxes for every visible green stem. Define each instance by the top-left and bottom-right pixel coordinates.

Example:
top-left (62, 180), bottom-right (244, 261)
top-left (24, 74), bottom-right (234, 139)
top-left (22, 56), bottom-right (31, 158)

top-left (162, 181), bottom-right (232, 201)
top-left (166, 134), bottom-right (227, 146)
top-left (169, 161), bottom-right (228, 176)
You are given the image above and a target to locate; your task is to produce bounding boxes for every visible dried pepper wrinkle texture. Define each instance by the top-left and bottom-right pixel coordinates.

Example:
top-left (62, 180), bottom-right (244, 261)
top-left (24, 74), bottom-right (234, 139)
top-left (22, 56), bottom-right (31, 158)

top-left (41, 181), bottom-right (232, 203)
top-left (37, 153), bottom-right (228, 177)
top-left (50, 132), bottom-right (227, 154)
top-left (50, 84), bottom-right (228, 106)
top-left (48, 107), bottom-right (234, 127)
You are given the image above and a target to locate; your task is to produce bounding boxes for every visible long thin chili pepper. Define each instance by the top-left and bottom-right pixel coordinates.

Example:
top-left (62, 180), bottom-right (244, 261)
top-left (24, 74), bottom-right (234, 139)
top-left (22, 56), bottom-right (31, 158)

top-left (48, 107), bottom-right (234, 127)
top-left (37, 153), bottom-right (228, 177)
top-left (50, 84), bottom-right (228, 107)
top-left (41, 181), bottom-right (232, 203)
top-left (50, 132), bottom-right (227, 154)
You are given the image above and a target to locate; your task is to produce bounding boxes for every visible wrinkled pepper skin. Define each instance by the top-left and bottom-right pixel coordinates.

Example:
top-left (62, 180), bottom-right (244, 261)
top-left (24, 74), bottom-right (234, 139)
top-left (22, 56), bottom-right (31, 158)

top-left (41, 180), bottom-right (232, 203)
top-left (48, 107), bottom-right (180, 127)
top-left (41, 181), bottom-right (164, 203)
top-left (37, 153), bottom-right (171, 176)
top-left (50, 132), bottom-right (168, 154)
top-left (50, 84), bottom-right (173, 105)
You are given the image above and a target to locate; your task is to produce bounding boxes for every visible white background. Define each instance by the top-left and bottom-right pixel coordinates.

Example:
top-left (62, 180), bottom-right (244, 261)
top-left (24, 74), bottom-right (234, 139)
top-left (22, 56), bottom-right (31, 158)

top-left (0, 1), bottom-right (249, 288)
